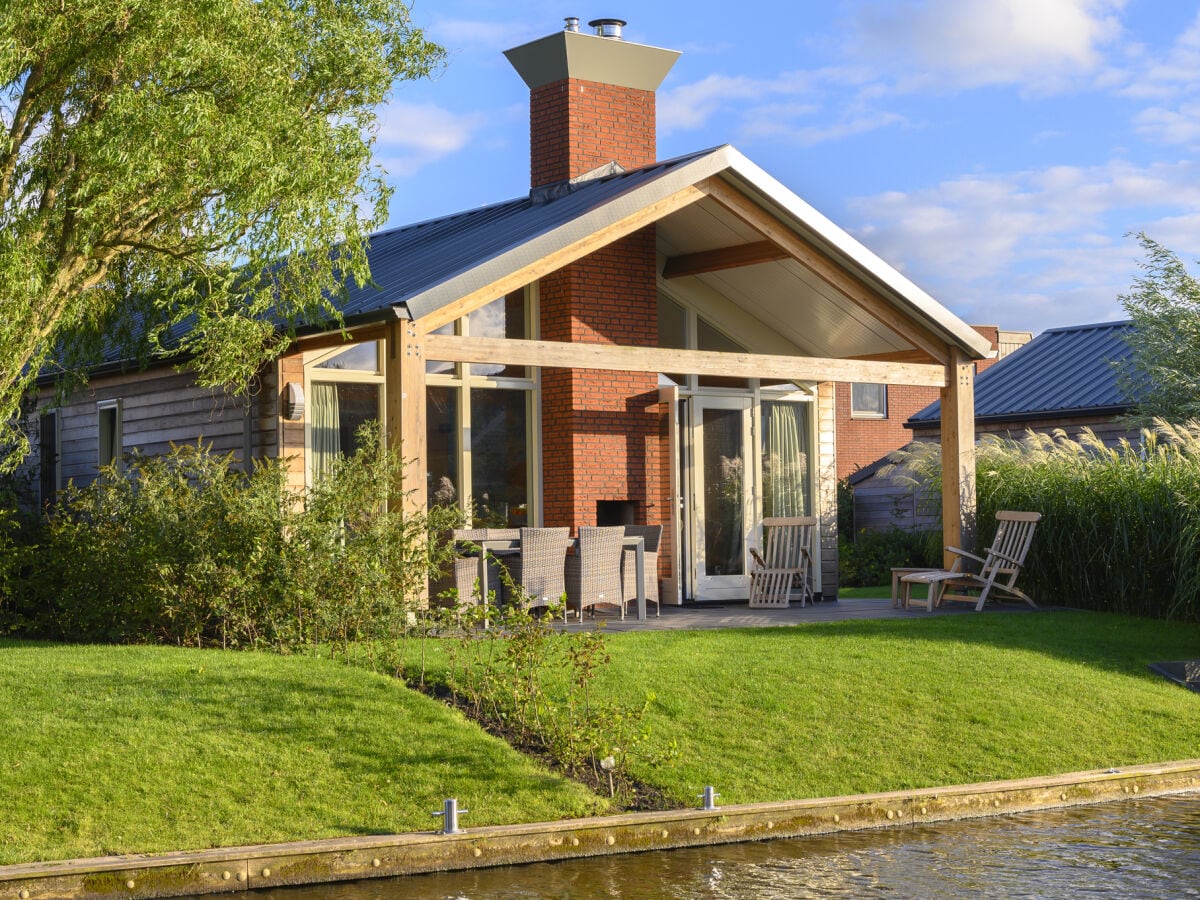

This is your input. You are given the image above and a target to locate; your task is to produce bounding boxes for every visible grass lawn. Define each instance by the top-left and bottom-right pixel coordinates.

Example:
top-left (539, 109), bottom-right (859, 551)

top-left (598, 612), bottom-right (1200, 805)
top-left (0, 641), bottom-right (603, 865)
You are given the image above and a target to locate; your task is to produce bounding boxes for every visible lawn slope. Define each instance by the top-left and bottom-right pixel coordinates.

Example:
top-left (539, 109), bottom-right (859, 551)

top-left (0, 642), bottom-right (603, 865)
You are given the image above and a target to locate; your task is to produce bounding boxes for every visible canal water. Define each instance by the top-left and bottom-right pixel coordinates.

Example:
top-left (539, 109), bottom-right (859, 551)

top-left (249, 794), bottom-right (1200, 899)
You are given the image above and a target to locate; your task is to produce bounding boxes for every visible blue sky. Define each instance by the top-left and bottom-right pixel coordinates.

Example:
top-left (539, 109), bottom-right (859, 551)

top-left (375, 1), bottom-right (1200, 336)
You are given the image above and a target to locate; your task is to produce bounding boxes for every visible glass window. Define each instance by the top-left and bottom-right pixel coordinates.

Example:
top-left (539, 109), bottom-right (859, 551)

top-left (851, 383), bottom-right (887, 419)
top-left (427, 386), bottom-right (459, 506)
top-left (697, 318), bottom-right (750, 390)
top-left (310, 382), bottom-right (380, 481)
top-left (761, 400), bottom-right (811, 517)
top-left (469, 292), bottom-right (527, 378)
top-left (97, 400), bottom-right (122, 469)
top-left (470, 388), bottom-right (528, 528)
top-left (314, 342), bottom-right (380, 372)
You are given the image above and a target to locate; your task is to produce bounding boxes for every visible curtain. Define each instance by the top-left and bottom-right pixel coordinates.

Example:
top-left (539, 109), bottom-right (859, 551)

top-left (310, 382), bottom-right (341, 483)
top-left (763, 401), bottom-right (810, 517)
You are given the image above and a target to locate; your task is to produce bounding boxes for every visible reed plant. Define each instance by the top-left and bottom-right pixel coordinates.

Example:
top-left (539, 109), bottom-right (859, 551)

top-left (881, 420), bottom-right (1200, 620)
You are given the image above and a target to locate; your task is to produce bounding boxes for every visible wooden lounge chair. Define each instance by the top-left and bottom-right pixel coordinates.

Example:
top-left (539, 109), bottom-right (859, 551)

top-left (748, 516), bottom-right (816, 608)
top-left (566, 526), bottom-right (626, 619)
top-left (899, 511), bottom-right (1041, 612)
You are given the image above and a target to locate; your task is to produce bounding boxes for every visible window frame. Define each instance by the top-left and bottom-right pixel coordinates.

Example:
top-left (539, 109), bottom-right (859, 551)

top-left (850, 383), bottom-right (888, 419)
top-left (97, 399), bottom-right (123, 470)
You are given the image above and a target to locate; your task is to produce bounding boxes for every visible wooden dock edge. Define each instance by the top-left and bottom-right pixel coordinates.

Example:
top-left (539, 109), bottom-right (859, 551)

top-left (3, 759), bottom-right (1199, 899)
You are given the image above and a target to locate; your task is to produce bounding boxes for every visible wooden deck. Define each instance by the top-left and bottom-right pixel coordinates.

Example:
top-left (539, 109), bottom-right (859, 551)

top-left (567, 596), bottom-right (1045, 632)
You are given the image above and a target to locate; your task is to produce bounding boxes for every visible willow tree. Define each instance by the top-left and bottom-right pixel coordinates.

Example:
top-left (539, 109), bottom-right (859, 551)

top-left (1117, 234), bottom-right (1200, 424)
top-left (0, 0), bottom-right (442, 467)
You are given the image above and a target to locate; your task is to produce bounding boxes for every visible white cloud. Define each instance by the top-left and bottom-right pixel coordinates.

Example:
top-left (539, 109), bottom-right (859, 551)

top-left (429, 18), bottom-right (538, 53)
top-left (847, 158), bottom-right (1200, 331)
top-left (849, 0), bottom-right (1126, 90)
top-left (374, 102), bottom-right (489, 177)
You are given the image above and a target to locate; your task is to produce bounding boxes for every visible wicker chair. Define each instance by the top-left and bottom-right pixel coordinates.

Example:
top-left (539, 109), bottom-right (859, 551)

top-left (505, 527), bottom-right (571, 618)
top-left (430, 527), bottom-right (520, 609)
top-left (566, 526), bottom-right (626, 619)
top-left (622, 524), bottom-right (662, 616)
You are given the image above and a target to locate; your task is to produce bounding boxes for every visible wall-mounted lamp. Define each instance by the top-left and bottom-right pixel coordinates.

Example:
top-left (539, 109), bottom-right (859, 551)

top-left (283, 382), bottom-right (305, 421)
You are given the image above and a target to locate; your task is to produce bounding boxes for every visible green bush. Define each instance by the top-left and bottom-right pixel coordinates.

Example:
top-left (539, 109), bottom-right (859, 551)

top-left (882, 421), bottom-right (1200, 621)
top-left (6, 430), bottom-right (462, 648)
top-left (838, 527), bottom-right (941, 586)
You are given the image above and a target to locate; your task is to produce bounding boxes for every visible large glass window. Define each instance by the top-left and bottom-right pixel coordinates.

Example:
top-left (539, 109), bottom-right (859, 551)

top-left (426, 291), bottom-right (536, 526)
top-left (306, 341), bottom-right (384, 484)
top-left (761, 400), bottom-right (811, 517)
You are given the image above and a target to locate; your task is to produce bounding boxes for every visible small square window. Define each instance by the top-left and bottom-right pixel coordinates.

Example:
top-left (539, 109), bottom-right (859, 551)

top-left (851, 383), bottom-right (887, 419)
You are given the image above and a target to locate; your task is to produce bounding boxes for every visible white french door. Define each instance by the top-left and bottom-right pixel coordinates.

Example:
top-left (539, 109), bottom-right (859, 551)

top-left (688, 396), bottom-right (753, 601)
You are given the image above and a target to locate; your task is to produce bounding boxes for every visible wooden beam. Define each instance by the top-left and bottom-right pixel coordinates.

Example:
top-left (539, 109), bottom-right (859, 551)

top-left (662, 240), bottom-right (789, 279)
top-left (291, 324), bottom-right (388, 354)
top-left (699, 177), bottom-right (953, 365)
top-left (418, 184), bottom-right (707, 332)
top-left (851, 349), bottom-right (943, 364)
top-left (386, 318), bottom-right (428, 517)
top-left (940, 348), bottom-right (976, 564)
top-left (425, 334), bottom-right (947, 387)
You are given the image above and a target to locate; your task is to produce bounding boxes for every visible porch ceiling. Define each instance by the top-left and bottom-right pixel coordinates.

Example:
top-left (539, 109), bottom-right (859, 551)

top-left (657, 195), bottom-right (924, 361)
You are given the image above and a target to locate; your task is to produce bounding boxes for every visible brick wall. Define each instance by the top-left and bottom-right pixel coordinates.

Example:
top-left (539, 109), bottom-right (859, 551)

top-left (539, 228), bottom-right (664, 539)
top-left (530, 78), bottom-right (656, 186)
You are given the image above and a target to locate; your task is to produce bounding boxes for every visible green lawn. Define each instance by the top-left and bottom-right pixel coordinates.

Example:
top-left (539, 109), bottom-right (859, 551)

top-left (5, 611), bottom-right (1199, 866)
top-left (597, 612), bottom-right (1200, 805)
top-left (0, 642), bottom-right (603, 865)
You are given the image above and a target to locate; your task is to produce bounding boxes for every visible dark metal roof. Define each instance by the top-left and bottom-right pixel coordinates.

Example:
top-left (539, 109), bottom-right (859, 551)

top-left (907, 320), bottom-right (1136, 427)
top-left (337, 148), bottom-right (720, 324)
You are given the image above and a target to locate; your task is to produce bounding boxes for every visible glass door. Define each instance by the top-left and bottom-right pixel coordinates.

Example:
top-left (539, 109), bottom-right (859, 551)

top-left (690, 396), bottom-right (753, 600)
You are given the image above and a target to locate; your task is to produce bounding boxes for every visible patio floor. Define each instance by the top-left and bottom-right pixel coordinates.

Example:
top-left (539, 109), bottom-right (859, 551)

top-left (567, 596), bottom-right (1045, 632)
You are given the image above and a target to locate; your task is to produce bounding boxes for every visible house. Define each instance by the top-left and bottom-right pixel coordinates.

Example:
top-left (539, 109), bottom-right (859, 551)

top-left (24, 17), bottom-right (992, 601)
top-left (835, 325), bottom-right (1031, 479)
top-left (851, 320), bottom-right (1137, 532)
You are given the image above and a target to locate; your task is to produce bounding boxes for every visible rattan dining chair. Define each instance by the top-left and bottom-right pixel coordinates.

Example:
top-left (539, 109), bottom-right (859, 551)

top-left (566, 526), bottom-right (626, 619)
top-left (622, 524), bottom-right (662, 616)
top-left (505, 527), bottom-right (571, 619)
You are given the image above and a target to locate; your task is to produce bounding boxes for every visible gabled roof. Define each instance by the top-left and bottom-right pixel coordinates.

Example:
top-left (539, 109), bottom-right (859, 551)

top-left (340, 144), bottom-right (992, 359)
top-left (907, 320), bottom-right (1135, 427)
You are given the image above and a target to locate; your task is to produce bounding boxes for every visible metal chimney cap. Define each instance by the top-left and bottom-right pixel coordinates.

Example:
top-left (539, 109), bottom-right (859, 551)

top-left (588, 18), bottom-right (627, 39)
top-left (564, 16), bottom-right (580, 32)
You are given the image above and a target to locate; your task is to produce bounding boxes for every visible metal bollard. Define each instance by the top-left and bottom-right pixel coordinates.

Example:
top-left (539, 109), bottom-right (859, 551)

top-left (432, 798), bottom-right (469, 834)
top-left (698, 786), bottom-right (720, 811)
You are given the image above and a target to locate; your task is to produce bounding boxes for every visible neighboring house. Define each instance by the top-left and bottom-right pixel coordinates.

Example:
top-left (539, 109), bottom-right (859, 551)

top-left (835, 325), bottom-right (1031, 479)
top-left (851, 320), bottom-right (1137, 532)
top-left (23, 18), bottom-right (993, 602)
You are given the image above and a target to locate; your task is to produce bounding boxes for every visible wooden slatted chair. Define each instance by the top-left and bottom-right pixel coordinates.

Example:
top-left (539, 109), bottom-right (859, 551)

top-left (899, 511), bottom-right (1041, 612)
top-left (748, 516), bottom-right (817, 608)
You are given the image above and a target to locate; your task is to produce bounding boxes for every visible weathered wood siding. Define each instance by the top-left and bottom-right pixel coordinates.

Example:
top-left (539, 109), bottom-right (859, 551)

top-left (27, 364), bottom-right (279, 499)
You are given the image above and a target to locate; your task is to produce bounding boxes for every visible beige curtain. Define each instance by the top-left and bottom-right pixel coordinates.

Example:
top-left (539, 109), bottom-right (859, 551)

top-left (310, 382), bottom-right (341, 482)
top-left (763, 401), bottom-right (809, 517)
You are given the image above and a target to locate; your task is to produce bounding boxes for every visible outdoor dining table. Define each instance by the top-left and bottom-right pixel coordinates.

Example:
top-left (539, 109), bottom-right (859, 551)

top-left (474, 534), bottom-right (649, 622)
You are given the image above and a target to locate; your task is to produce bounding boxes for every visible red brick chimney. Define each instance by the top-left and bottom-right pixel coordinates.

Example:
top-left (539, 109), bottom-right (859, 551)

top-left (504, 19), bottom-right (680, 536)
top-left (505, 17), bottom-right (679, 187)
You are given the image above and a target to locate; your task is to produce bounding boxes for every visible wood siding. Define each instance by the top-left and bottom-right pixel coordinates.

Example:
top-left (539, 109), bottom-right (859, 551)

top-left (816, 381), bottom-right (839, 598)
top-left (27, 365), bottom-right (279, 499)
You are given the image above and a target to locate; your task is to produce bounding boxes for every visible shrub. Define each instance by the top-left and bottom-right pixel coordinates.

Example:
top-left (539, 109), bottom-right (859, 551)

top-left (7, 429), bottom-right (463, 648)
top-left (838, 527), bottom-right (941, 586)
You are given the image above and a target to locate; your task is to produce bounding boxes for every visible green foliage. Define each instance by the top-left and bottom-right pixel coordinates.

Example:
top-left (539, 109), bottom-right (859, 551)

top-left (883, 422), bottom-right (1200, 620)
top-left (6, 429), bottom-right (463, 648)
top-left (394, 582), bottom-right (671, 802)
top-left (838, 527), bottom-right (941, 586)
top-left (1116, 234), bottom-right (1200, 424)
top-left (0, 0), bottom-right (444, 469)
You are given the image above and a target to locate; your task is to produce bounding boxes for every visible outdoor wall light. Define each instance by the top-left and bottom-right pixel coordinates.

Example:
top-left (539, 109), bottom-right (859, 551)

top-left (283, 382), bottom-right (305, 420)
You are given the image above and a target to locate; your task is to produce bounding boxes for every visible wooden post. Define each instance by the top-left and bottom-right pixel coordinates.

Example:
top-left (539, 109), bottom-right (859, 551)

top-left (940, 349), bottom-right (976, 565)
top-left (816, 381), bottom-right (838, 599)
top-left (385, 317), bottom-right (427, 516)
